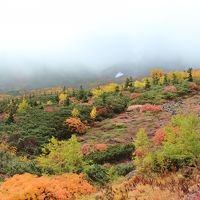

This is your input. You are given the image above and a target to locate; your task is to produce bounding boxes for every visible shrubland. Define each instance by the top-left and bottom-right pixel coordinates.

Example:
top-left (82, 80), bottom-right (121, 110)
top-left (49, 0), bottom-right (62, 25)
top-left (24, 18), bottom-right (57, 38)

top-left (0, 68), bottom-right (199, 199)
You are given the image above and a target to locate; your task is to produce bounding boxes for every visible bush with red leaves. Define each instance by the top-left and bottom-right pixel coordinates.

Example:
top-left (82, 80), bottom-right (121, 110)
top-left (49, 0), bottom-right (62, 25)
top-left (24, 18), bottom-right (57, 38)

top-left (141, 104), bottom-right (162, 112)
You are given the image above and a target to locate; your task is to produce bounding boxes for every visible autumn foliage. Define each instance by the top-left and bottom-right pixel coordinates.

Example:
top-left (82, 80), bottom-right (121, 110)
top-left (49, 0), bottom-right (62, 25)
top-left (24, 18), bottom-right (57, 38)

top-left (163, 85), bottom-right (177, 92)
top-left (65, 117), bottom-right (89, 134)
top-left (141, 104), bottom-right (162, 112)
top-left (81, 143), bottom-right (108, 155)
top-left (152, 129), bottom-right (166, 146)
top-left (0, 173), bottom-right (95, 200)
top-left (189, 82), bottom-right (200, 90)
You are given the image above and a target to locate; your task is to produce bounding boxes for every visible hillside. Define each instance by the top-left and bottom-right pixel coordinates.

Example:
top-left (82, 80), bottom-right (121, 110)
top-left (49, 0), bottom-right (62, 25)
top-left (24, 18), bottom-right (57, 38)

top-left (0, 68), bottom-right (200, 200)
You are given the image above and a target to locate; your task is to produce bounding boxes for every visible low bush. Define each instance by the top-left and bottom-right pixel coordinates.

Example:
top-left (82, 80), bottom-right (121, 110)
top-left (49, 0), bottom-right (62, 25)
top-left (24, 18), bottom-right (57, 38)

top-left (65, 117), bottom-right (90, 135)
top-left (86, 144), bottom-right (135, 164)
top-left (141, 104), bottom-right (162, 112)
top-left (0, 173), bottom-right (95, 200)
top-left (86, 164), bottom-right (110, 185)
top-left (114, 162), bottom-right (135, 176)
top-left (0, 149), bottom-right (41, 178)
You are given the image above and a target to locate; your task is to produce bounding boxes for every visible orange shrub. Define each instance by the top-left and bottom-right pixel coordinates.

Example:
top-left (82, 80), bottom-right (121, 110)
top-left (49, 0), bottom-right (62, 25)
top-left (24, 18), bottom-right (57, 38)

top-left (95, 143), bottom-right (108, 152)
top-left (81, 143), bottom-right (108, 155)
top-left (0, 173), bottom-right (95, 200)
top-left (65, 117), bottom-right (89, 135)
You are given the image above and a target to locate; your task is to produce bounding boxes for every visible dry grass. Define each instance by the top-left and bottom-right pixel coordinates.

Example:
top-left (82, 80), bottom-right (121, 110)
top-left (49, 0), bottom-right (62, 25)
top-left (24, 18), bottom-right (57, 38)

top-left (94, 165), bottom-right (200, 200)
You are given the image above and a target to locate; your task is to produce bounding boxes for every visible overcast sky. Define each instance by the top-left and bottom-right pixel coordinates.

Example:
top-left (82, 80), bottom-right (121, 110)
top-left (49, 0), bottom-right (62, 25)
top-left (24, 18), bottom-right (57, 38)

top-left (0, 0), bottom-right (200, 74)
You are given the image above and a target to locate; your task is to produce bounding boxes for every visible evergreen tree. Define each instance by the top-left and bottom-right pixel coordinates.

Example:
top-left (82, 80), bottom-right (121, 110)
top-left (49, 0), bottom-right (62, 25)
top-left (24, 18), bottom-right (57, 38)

top-left (64, 98), bottom-right (70, 106)
top-left (115, 85), bottom-right (120, 93)
top-left (144, 78), bottom-right (151, 90)
top-left (163, 74), bottom-right (169, 85)
top-left (63, 86), bottom-right (66, 93)
top-left (55, 94), bottom-right (59, 103)
top-left (101, 93), bottom-right (106, 104)
top-left (125, 78), bottom-right (130, 89)
top-left (187, 67), bottom-right (193, 82)
top-left (78, 85), bottom-right (85, 100)
top-left (72, 89), bottom-right (76, 97)
top-left (6, 110), bottom-right (15, 124)
top-left (172, 73), bottom-right (178, 85)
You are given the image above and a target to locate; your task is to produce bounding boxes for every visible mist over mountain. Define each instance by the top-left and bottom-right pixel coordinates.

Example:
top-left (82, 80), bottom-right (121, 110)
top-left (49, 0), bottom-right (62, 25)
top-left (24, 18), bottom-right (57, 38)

top-left (0, 59), bottom-right (198, 92)
top-left (1, 1), bottom-right (200, 91)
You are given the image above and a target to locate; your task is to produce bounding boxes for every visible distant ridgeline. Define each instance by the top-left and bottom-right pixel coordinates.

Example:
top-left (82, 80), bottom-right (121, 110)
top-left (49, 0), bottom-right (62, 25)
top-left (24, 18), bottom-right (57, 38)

top-left (1, 68), bottom-right (200, 99)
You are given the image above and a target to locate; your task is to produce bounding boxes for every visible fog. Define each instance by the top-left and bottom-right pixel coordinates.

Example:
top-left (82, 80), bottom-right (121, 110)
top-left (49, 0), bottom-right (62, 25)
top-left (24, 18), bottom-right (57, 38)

top-left (0, 0), bottom-right (200, 90)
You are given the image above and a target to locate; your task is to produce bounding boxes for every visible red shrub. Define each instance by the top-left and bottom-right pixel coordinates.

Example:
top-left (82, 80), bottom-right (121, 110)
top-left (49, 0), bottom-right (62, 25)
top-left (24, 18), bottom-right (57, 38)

top-left (164, 85), bottom-right (177, 92)
top-left (189, 82), bottom-right (200, 91)
top-left (152, 129), bottom-right (166, 146)
top-left (44, 106), bottom-right (59, 112)
top-left (141, 104), bottom-right (162, 112)
top-left (130, 93), bottom-right (142, 99)
top-left (135, 150), bottom-right (144, 157)
top-left (98, 108), bottom-right (107, 114)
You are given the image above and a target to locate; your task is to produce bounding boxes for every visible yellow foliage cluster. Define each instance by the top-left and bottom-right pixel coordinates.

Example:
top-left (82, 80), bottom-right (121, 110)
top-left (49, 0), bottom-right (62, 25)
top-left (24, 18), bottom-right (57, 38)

top-left (0, 173), bottom-right (95, 200)
top-left (90, 107), bottom-right (97, 119)
top-left (91, 83), bottom-right (119, 97)
top-left (151, 69), bottom-right (164, 77)
top-left (192, 69), bottom-right (200, 78)
top-left (17, 99), bottom-right (31, 113)
top-left (59, 93), bottom-right (67, 102)
top-left (134, 80), bottom-right (145, 88)
top-left (71, 108), bottom-right (80, 117)
top-left (167, 71), bottom-right (188, 81)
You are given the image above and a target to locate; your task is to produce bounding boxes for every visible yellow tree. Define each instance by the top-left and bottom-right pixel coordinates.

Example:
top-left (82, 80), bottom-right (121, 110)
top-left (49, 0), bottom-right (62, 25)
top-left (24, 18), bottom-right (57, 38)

top-left (90, 106), bottom-right (97, 119)
top-left (59, 93), bottom-right (67, 102)
top-left (151, 69), bottom-right (164, 85)
top-left (17, 99), bottom-right (31, 113)
top-left (134, 80), bottom-right (145, 88)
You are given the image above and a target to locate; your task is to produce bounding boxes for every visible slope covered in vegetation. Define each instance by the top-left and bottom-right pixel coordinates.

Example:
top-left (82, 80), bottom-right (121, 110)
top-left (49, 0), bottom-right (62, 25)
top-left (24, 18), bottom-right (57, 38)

top-left (0, 68), bottom-right (200, 199)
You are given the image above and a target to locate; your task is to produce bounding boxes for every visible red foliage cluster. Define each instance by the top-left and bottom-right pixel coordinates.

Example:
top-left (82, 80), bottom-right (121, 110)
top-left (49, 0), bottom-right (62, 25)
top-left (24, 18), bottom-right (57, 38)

top-left (141, 104), bottom-right (162, 112)
top-left (65, 117), bottom-right (90, 134)
top-left (0, 173), bottom-right (95, 200)
top-left (81, 143), bottom-right (108, 155)
top-left (69, 97), bottom-right (78, 103)
top-left (44, 106), bottom-right (59, 112)
top-left (98, 107), bottom-right (107, 114)
top-left (130, 93), bottom-right (142, 99)
top-left (0, 112), bottom-right (9, 122)
top-left (164, 85), bottom-right (177, 92)
top-left (134, 149), bottom-right (144, 157)
top-left (152, 129), bottom-right (166, 146)
top-left (189, 82), bottom-right (200, 91)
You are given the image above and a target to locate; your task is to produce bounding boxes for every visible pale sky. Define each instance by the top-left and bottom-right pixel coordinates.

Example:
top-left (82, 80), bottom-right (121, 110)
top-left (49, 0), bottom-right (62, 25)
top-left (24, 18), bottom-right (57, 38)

top-left (0, 0), bottom-right (200, 74)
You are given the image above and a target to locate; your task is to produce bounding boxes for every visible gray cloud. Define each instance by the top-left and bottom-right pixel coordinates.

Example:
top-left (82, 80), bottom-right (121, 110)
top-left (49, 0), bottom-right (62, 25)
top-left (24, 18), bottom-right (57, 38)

top-left (0, 0), bottom-right (200, 90)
